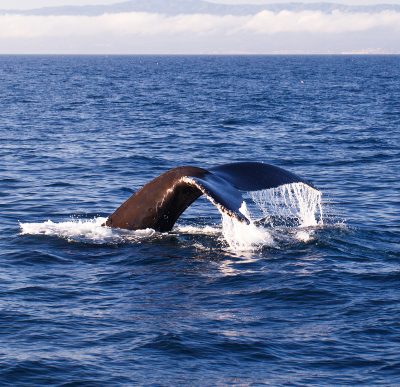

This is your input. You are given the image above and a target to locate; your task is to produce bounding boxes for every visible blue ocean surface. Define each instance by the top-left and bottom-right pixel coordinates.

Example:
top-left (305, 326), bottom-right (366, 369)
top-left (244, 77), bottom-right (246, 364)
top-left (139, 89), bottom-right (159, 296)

top-left (0, 55), bottom-right (399, 386)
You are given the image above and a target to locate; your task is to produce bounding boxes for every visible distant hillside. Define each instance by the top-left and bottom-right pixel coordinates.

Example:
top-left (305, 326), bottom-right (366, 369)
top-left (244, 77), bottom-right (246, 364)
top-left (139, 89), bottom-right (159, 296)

top-left (2, 0), bottom-right (400, 15)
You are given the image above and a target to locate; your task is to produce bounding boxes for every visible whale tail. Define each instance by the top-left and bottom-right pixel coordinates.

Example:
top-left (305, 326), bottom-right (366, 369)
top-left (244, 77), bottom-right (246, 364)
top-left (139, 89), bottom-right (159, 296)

top-left (105, 162), bottom-right (314, 232)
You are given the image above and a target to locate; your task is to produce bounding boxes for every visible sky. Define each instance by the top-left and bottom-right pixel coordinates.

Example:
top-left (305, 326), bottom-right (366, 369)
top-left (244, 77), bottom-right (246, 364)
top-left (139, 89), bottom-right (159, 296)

top-left (213, 0), bottom-right (400, 3)
top-left (0, 0), bottom-right (117, 9)
top-left (1, 0), bottom-right (400, 9)
top-left (0, 0), bottom-right (399, 54)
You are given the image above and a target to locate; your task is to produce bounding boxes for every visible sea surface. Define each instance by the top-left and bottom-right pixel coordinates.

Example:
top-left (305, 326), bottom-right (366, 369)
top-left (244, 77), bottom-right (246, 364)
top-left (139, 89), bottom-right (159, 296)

top-left (1, 55), bottom-right (399, 386)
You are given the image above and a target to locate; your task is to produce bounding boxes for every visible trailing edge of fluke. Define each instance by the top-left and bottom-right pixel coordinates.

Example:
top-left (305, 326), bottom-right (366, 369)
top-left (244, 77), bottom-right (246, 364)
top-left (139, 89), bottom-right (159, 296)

top-left (104, 162), bottom-right (314, 232)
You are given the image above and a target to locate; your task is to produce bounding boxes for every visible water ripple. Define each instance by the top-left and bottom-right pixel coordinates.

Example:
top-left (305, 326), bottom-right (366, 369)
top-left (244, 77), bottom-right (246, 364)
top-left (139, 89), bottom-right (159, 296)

top-left (0, 55), bottom-right (399, 386)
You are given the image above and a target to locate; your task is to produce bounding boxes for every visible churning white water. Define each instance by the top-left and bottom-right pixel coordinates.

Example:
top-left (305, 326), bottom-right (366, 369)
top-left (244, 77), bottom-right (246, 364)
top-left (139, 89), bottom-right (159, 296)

top-left (221, 202), bottom-right (274, 251)
top-left (220, 183), bottom-right (324, 251)
top-left (19, 217), bottom-right (156, 244)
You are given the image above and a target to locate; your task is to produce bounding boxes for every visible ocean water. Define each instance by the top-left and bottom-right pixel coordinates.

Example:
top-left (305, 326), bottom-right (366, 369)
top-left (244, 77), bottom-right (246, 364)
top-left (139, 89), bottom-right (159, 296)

top-left (1, 55), bottom-right (399, 386)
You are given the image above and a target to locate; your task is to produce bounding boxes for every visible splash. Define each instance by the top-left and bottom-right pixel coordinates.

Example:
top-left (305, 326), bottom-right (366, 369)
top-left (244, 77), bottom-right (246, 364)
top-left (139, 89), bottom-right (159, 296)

top-left (250, 183), bottom-right (323, 228)
top-left (221, 202), bottom-right (274, 252)
top-left (221, 183), bottom-right (324, 251)
top-left (19, 217), bottom-right (155, 244)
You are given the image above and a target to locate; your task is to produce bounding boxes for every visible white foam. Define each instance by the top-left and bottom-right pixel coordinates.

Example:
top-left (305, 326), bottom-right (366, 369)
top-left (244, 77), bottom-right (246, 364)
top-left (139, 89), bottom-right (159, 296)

top-left (19, 217), bottom-right (156, 244)
top-left (221, 202), bottom-right (274, 252)
top-left (295, 230), bottom-right (313, 243)
top-left (175, 225), bottom-right (220, 235)
top-left (219, 183), bottom-right (324, 252)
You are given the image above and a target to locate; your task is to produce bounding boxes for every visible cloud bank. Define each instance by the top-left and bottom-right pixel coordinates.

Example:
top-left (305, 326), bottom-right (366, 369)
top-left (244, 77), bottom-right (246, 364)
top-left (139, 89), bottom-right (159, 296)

top-left (1, 10), bottom-right (400, 39)
top-left (0, 8), bottom-right (399, 54)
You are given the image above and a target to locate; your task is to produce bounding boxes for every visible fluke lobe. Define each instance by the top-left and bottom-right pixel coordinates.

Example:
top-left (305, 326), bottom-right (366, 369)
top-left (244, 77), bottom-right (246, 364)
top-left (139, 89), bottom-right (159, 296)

top-left (105, 162), bottom-right (314, 232)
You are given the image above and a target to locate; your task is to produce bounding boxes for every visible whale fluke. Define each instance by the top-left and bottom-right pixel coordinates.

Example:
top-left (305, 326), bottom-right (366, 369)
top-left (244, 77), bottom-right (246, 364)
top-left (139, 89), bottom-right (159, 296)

top-left (210, 162), bottom-right (314, 191)
top-left (105, 162), bottom-right (313, 232)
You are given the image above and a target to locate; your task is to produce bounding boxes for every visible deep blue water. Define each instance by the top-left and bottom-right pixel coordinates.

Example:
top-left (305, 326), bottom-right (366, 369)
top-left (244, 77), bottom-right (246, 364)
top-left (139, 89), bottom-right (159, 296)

top-left (1, 55), bottom-right (399, 386)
